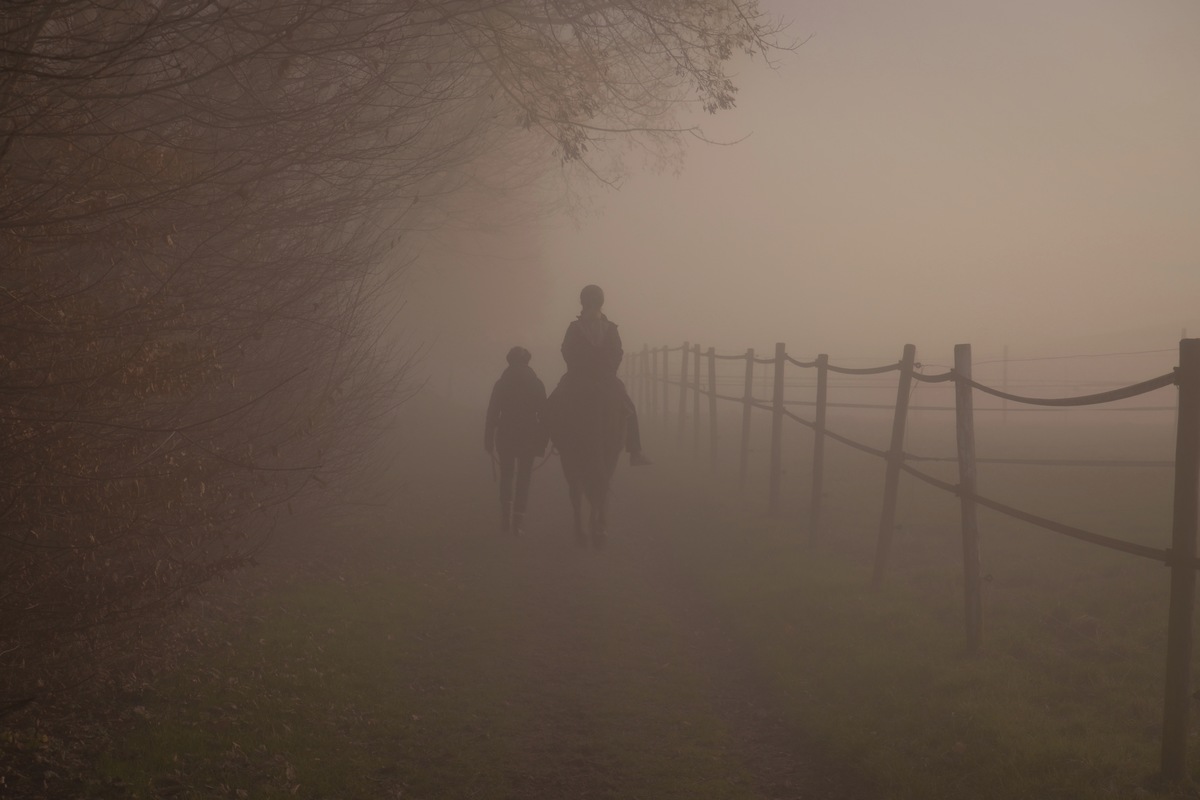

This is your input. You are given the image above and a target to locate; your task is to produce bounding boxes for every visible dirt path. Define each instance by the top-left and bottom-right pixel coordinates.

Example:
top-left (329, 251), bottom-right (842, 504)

top-left (3, 410), bottom-right (874, 799)
top-left (345, 430), bottom-right (874, 800)
top-left (627, 494), bottom-right (870, 800)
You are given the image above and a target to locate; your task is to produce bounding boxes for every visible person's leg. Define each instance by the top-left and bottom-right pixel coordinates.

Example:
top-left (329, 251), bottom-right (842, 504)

top-left (498, 450), bottom-right (515, 533)
top-left (621, 392), bottom-right (652, 466)
top-left (512, 455), bottom-right (534, 535)
top-left (625, 409), bottom-right (641, 453)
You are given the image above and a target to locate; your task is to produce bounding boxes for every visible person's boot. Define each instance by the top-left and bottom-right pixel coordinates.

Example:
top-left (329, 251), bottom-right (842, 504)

top-left (500, 500), bottom-right (512, 534)
top-left (629, 451), bottom-right (653, 467)
top-left (511, 511), bottom-right (525, 536)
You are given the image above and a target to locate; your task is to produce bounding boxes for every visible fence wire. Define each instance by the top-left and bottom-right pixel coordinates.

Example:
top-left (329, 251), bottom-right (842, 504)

top-left (634, 341), bottom-right (1186, 567)
top-left (961, 371), bottom-right (1176, 406)
top-left (827, 361), bottom-right (901, 375)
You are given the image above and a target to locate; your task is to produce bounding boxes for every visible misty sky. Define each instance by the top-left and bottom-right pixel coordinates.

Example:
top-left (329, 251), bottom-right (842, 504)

top-left (533, 0), bottom-right (1200, 366)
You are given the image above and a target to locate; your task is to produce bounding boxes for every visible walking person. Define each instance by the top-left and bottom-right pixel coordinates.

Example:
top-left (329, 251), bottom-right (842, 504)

top-left (484, 346), bottom-right (549, 535)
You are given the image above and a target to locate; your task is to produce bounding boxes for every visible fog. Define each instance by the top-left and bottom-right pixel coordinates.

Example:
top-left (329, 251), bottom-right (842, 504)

top-left (8, 3), bottom-right (1200, 793)
top-left (406, 0), bottom-right (1200, 404)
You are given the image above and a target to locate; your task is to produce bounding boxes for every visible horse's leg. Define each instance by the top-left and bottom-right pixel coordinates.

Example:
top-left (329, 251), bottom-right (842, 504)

top-left (590, 483), bottom-right (607, 549)
top-left (569, 480), bottom-right (586, 546)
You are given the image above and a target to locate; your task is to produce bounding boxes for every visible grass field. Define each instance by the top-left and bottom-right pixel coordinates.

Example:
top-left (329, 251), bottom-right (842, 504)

top-left (654, 403), bottom-right (1197, 798)
top-left (9, 401), bottom-right (1200, 799)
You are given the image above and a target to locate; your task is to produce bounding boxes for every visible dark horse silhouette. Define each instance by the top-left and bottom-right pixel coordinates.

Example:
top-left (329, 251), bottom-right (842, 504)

top-left (547, 380), bottom-right (628, 548)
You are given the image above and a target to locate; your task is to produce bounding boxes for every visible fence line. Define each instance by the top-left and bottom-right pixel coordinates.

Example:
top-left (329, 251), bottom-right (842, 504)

top-left (626, 337), bottom-right (1197, 783)
top-left (663, 384), bottom-right (1173, 413)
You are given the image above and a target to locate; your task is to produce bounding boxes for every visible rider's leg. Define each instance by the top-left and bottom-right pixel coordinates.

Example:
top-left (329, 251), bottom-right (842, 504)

top-left (625, 410), bottom-right (641, 453)
top-left (622, 397), bottom-right (652, 466)
top-left (512, 455), bottom-right (534, 535)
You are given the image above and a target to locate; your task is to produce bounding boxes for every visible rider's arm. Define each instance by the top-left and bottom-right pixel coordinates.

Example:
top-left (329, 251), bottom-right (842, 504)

top-left (607, 323), bottom-right (624, 374)
top-left (561, 321), bottom-right (582, 370)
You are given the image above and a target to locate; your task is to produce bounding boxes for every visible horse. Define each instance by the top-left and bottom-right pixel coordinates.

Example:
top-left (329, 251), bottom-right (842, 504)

top-left (546, 379), bottom-right (628, 548)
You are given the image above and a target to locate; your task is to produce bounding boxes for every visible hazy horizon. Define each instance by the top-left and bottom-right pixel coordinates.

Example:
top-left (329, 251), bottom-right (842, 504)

top-left (403, 0), bottom-right (1199, 401)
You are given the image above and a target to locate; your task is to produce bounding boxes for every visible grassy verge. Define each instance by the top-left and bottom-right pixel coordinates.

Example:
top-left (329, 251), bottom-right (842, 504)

top-left (659, 416), bottom-right (1200, 799)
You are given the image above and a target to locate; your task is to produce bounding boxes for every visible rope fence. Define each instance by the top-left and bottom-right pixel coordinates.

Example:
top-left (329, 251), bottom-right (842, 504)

top-left (625, 337), bottom-right (1200, 782)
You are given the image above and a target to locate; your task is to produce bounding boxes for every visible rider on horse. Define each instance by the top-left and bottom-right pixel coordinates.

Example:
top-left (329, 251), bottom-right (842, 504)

top-left (557, 284), bottom-right (652, 467)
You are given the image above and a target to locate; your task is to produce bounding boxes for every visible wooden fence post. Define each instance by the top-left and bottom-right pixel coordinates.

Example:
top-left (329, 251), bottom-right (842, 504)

top-left (872, 343), bottom-right (916, 587)
top-left (1002, 344), bottom-right (1010, 426)
top-left (630, 347), bottom-right (638, 413)
top-left (642, 347), bottom-right (649, 415)
top-left (761, 355), bottom-right (770, 401)
top-left (707, 346), bottom-right (718, 470)
top-left (677, 341), bottom-right (690, 446)
top-left (640, 348), bottom-right (647, 413)
top-left (809, 353), bottom-right (828, 540)
top-left (636, 349), bottom-right (644, 413)
top-left (769, 342), bottom-right (786, 516)
top-left (638, 349), bottom-right (645, 411)
top-left (650, 345), bottom-right (659, 423)
top-left (955, 344), bottom-right (983, 653)
top-left (693, 344), bottom-right (702, 456)
top-left (661, 346), bottom-right (670, 432)
top-left (739, 348), bottom-right (755, 490)
top-left (1161, 338), bottom-right (1200, 781)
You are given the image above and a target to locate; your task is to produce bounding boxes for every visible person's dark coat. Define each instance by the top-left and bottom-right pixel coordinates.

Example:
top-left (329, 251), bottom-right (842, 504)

top-left (485, 363), bottom-right (549, 458)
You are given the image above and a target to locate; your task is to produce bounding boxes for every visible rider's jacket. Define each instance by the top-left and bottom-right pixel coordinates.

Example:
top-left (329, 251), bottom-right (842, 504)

top-left (560, 314), bottom-right (623, 384)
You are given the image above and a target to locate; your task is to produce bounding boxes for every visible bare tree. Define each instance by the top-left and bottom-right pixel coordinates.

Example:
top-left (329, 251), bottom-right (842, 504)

top-left (0, 0), bottom-right (784, 702)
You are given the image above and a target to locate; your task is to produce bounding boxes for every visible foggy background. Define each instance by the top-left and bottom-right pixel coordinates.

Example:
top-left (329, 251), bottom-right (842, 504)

top-left (7, 3), bottom-right (1199, 793)
top-left (401, 0), bottom-right (1200, 406)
